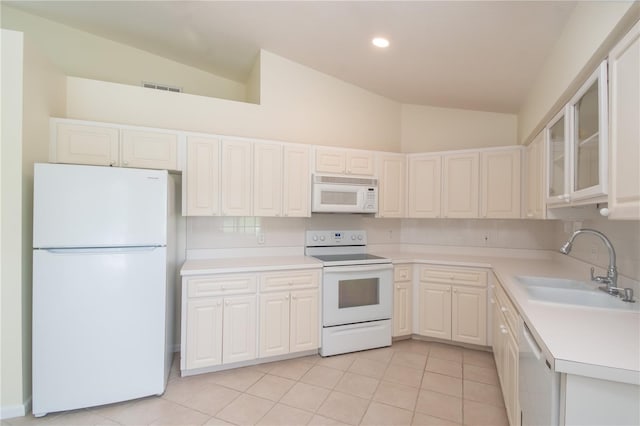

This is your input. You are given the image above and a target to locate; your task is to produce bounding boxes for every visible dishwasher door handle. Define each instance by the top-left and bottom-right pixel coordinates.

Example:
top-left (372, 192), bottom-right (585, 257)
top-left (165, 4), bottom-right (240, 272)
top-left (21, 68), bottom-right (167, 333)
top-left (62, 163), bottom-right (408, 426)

top-left (523, 324), bottom-right (542, 361)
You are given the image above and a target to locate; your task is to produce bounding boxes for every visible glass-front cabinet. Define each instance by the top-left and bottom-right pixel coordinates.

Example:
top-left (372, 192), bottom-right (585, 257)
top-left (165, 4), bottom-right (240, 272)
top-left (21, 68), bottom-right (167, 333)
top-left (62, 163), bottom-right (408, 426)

top-left (546, 110), bottom-right (569, 205)
top-left (546, 61), bottom-right (608, 206)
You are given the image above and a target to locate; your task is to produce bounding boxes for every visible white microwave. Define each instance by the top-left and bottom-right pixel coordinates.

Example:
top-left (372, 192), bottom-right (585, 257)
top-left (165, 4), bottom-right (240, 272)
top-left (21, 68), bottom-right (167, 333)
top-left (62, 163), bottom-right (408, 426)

top-left (311, 174), bottom-right (378, 213)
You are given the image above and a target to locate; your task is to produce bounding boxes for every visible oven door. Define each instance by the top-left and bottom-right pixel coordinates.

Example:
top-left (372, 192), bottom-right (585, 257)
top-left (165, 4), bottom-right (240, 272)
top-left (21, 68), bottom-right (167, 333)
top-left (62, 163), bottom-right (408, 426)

top-left (322, 263), bottom-right (393, 326)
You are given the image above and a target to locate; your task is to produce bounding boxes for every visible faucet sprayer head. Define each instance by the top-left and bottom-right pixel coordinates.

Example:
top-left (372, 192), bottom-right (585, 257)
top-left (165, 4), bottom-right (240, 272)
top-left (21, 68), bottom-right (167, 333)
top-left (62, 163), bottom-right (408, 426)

top-left (560, 241), bottom-right (572, 254)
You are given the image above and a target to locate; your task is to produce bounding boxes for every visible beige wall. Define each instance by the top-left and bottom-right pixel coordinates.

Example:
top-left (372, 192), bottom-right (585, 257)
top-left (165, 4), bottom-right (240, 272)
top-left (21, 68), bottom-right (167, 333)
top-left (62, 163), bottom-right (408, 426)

top-left (0, 28), bottom-right (66, 419)
top-left (518, 1), bottom-right (638, 144)
top-left (401, 104), bottom-right (518, 153)
top-left (66, 50), bottom-right (402, 151)
top-left (1, 5), bottom-right (246, 102)
top-left (1, 29), bottom-right (26, 418)
top-left (555, 219), bottom-right (640, 282)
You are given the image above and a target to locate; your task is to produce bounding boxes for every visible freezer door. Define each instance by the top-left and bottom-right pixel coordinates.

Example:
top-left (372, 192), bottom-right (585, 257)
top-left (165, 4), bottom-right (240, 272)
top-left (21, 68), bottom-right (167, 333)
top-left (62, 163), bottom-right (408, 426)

top-left (33, 163), bottom-right (168, 248)
top-left (32, 247), bottom-right (168, 415)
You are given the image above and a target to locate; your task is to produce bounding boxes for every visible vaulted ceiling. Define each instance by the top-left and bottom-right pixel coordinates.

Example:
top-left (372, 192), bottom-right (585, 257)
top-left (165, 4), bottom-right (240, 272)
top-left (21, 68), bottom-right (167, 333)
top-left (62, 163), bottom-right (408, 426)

top-left (7, 1), bottom-right (578, 113)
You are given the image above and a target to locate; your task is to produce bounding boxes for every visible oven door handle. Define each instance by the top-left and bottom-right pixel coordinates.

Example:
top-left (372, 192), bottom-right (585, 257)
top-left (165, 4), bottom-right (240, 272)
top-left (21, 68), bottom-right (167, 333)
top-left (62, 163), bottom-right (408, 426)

top-left (324, 264), bottom-right (393, 273)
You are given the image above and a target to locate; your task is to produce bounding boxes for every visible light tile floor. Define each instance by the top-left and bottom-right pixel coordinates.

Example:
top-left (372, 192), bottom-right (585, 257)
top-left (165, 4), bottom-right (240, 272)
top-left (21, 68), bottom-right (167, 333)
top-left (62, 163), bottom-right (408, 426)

top-left (3, 340), bottom-right (508, 426)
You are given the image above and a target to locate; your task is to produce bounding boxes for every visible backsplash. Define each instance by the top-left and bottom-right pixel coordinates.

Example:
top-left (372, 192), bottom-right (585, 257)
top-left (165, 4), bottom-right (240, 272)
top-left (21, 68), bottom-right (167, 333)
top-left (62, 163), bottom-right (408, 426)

top-left (186, 215), bottom-right (402, 251)
top-left (185, 215), bottom-right (638, 280)
top-left (555, 219), bottom-right (640, 281)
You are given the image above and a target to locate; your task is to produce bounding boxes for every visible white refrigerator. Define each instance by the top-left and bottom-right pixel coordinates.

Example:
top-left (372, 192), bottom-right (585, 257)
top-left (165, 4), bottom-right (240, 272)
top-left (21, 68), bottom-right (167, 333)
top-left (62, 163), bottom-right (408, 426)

top-left (32, 163), bottom-right (176, 417)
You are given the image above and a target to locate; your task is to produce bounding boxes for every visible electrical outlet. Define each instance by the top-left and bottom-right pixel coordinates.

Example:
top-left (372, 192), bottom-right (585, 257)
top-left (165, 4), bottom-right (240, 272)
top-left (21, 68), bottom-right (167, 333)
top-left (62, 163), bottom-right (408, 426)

top-left (257, 233), bottom-right (265, 245)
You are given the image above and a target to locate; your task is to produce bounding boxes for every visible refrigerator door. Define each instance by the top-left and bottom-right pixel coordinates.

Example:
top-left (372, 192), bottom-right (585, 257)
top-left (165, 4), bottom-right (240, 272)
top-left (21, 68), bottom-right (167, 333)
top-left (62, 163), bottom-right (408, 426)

top-left (33, 163), bottom-right (168, 248)
top-left (32, 246), bottom-right (168, 416)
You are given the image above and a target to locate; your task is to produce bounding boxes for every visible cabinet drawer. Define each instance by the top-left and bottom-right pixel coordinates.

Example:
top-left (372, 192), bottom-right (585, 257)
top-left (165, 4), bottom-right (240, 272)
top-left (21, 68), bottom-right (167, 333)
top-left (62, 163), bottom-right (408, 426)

top-left (394, 264), bottom-right (413, 282)
top-left (260, 270), bottom-right (320, 292)
top-left (495, 283), bottom-right (520, 335)
top-left (187, 274), bottom-right (257, 298)
top-left (420, 266), bottom-right (487, 287)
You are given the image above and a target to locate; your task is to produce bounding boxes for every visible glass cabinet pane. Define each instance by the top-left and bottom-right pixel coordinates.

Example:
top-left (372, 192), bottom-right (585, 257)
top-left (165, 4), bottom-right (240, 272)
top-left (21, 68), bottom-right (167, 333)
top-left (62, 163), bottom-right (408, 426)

top-left (573, 80), bottom-right (600, 191)
top-left (548, 115), bottom-right (566, 198)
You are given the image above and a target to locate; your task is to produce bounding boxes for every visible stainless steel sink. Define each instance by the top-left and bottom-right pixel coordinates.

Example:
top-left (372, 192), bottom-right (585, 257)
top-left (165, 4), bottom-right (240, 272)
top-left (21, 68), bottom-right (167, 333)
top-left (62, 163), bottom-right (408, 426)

top-left (514, 276), bottom-right (639, 311)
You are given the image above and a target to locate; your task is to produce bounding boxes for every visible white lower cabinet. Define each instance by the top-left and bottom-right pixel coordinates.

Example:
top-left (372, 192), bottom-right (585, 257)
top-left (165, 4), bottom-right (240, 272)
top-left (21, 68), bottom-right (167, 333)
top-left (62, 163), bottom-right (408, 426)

top-left (182, 267), bottom-right (321, 375)
top-left (183, 274), bottom-right (257, 370)
top-left (417, 266), bottom-right (487, 345)
top-left (259, 270), bottom-right (320, 358)
top-left (393, 264), bottom-right (413, 337)
top-left (492, 281), bottom-right (520, 426)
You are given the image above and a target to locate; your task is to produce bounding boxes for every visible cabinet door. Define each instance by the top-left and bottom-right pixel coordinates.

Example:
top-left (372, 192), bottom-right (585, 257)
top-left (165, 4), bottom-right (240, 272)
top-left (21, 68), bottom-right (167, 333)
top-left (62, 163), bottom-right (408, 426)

top-left (481, 149), bottom-right (521, 219)
top-left (315, 148), bottom-right (346, 174)
top-left (417, 283), bottom-right (451, 339)
top-left (569, 61), bottom-right (608, 202)
top-left (222, 295), bottom-right (257, 364)
top-left (186, 136), bottom-right (220, 216)
top-left (259, 293), bottom-right (290, 358)
top-left (254, 142), bottom-right (283, 217)
top-left (452, 286), bottom-right (487, 346)
top-left (525, 132), bottom-right (545, 219)
top-left (408, 155), bottom-right (442, 218)
top-left (121, 129), bottom-right (179, 170)
top-left (283, 145), bottom-right (311, 217)
top-left (377, 154), bottom-right (406, 218)
top-left (346, 151), bottom-right (375, 175)
top-left (546, 109), bottom-right (571, 205)
top-left (608, 21), bottom-right (640, 220)
top-left (185, 299), bottom-right (223, 369)
top-left (54, 122), bottom-right (119, 167)
top-left (393, 281), bottom-right (412, 337)
top-left (442, 152), bottom-right (479, 218)
top-left (504, 331), bottom-right (520, 426)
top-left (290, 289), bottom-right (319, 353)
top-left (221, 140), bottom-right (252, 216)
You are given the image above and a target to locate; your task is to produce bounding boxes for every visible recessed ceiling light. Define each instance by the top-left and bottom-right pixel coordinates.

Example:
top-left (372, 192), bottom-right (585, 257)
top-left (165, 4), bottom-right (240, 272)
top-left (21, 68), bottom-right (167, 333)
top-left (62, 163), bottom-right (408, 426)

top-left (372, 37), bottom-right (390, 48)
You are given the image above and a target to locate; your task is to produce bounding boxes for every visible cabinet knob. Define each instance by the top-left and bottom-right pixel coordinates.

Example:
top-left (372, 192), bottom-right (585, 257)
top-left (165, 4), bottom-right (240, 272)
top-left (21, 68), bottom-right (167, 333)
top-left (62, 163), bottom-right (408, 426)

top-left (501, 306), bottom-right (508, 312)
top-left (109, 161), bottom-right (116, 166)
top-left (396, 285), bottom-right (401, 289)
top-left (490, 298), bottom-right (495, 304)
top-left (123, 160), bottom-right (129, 166)
top-left (225, 300), bottom-right (230, 306)
top-left (291, 295), bottom-right (296, 300)
top-left (217, 301), bottom-right (222, 306)
top-left (285, 295), bottom-right (290, 300)
top-left (500, 327), bottom-right (508, 335)
top-left (453, 289), bottom-right (457, 293)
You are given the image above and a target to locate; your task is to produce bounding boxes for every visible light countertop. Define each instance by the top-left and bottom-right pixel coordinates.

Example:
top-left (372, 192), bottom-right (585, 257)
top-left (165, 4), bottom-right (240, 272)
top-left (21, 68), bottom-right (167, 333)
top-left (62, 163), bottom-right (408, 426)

top-left (180, 255), bottom-right (323, 276)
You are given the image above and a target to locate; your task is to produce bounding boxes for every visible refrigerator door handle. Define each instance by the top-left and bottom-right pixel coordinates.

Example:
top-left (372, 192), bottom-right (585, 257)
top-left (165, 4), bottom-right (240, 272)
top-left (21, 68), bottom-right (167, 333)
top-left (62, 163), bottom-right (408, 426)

top-left (42, 246), bottom-right (162, 254)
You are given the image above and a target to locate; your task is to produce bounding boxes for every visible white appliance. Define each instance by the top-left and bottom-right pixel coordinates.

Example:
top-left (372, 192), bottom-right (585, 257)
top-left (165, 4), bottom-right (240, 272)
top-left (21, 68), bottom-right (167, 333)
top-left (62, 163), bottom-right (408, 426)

top-left (305, 230), bottom-right (392, 356)
top-left (519, 322), bottom-right (560, 426)
top-left (311, 175), bottom-right (378, 213)
top-left (32, 163), bottom-right (176, 417)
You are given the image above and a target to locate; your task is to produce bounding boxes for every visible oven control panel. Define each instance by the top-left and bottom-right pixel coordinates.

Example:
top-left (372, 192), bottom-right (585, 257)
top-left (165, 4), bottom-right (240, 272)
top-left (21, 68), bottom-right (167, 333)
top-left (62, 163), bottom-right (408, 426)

top-left (305, 230), bottom-right (367, 246)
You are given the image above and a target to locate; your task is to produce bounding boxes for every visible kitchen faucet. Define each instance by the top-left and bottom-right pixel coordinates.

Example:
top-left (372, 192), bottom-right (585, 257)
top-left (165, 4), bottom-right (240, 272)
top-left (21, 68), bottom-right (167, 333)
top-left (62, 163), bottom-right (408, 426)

top-left (559, 228), bottom-right (627, 298)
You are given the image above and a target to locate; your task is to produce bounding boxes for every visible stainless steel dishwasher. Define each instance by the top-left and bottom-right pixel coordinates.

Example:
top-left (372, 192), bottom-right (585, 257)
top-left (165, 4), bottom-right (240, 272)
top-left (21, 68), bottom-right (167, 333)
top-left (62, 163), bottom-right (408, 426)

top-left (519, 322), bottom-right (561, 426)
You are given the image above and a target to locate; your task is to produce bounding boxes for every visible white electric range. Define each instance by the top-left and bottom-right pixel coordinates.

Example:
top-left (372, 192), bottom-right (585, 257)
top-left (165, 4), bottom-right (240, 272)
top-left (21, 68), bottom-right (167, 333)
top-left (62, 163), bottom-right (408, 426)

top-left (305, 230), bottom-right (393, 356)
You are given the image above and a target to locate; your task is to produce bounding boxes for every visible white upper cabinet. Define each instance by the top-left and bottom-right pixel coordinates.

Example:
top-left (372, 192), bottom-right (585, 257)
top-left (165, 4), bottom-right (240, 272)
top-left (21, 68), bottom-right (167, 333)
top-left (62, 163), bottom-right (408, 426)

top-left (314, 147), bottom-right (374, 175)
top-left (524, 131), bottom-right (546, 219)
top-left (442, 152), bottom-right (479, 218)
top-left (546, 61), bottom-right (609, 206)
top-left (481, 148), bottom-right (522, 219)
top-left (608, 21), bottom-right (640, 220)
top-left (568, 61), bottom-right (608, 202)
top-left (120, 129), bottom-right (179, 171)
top-left (253, 142), bottom-right (283, 217)
top-left (546, 108), bottom-right (570, 205)
top-left (408, 154), bottom-right (442, 218)
top-left (53, 122), bottom-right (119, 167)
top-left (283, 145), bottom-right (311, 217)
top-left (51, 119), bottom-right (180, 171)
top-left (186, 136), bottom-right (220, 216)
top-left (221, 139), bottom-right (253, 216)
top-left (377, 153), bottom-right (406, 218)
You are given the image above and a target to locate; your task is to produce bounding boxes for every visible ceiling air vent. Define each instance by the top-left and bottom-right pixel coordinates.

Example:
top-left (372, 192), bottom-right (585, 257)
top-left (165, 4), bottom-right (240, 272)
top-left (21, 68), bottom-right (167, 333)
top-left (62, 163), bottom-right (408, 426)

top-left (142, 81), bottom-right (182, 93)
